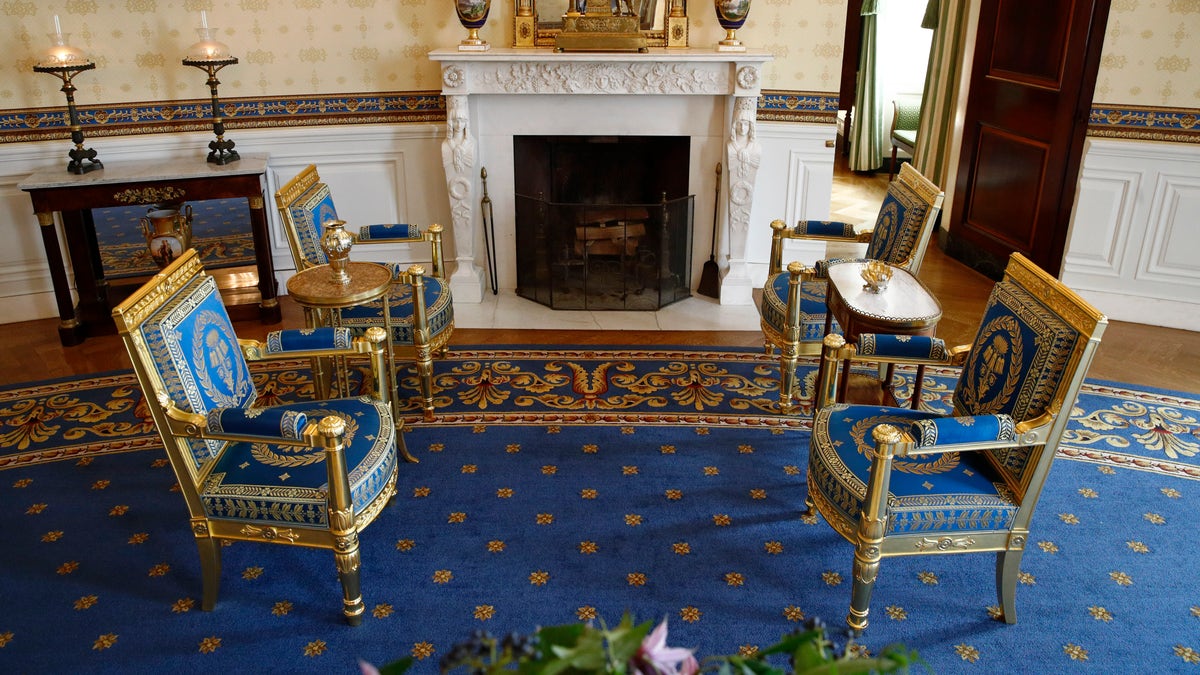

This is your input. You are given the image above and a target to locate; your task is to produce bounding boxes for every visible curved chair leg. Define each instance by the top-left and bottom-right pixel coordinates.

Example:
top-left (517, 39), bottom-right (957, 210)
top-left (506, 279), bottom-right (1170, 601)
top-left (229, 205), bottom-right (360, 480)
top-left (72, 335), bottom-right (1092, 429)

top-left (996, 548), bottom-right (1023, 624)
top-left (193, 524), bottom-right (222, 611)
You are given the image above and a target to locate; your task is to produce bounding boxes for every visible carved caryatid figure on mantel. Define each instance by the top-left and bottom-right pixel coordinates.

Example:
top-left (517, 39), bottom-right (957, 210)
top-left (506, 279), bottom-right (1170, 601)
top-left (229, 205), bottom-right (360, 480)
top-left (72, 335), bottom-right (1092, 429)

top-left (442, 95), bottom-right (485, 300)
top-left (556, 0), bottom-right (647, 52)
top-left (722, 95), bottom-right (761, 303)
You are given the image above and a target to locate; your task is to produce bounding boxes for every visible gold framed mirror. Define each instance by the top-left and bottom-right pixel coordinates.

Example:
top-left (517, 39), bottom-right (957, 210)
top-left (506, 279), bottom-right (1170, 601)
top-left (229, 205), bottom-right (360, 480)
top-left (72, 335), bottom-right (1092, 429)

top-left (514, 0), bottom-right (689, 48)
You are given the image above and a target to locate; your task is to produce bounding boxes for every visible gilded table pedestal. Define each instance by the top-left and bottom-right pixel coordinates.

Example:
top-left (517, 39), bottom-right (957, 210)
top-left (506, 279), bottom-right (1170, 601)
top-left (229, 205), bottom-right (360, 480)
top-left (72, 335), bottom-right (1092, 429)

top-left (287, 262), bottom-right (417, 463)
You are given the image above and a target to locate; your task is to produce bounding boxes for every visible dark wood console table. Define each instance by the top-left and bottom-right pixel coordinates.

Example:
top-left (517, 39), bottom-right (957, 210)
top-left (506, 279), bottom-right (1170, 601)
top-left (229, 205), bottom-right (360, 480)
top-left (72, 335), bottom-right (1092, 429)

top-left (19, 154), bottom-right (281, 346)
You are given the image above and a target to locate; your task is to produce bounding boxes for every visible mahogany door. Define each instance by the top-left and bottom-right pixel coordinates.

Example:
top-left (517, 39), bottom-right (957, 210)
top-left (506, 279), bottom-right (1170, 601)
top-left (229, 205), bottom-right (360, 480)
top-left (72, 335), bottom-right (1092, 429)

top-left (946, 0), bottom-right (1110, 278)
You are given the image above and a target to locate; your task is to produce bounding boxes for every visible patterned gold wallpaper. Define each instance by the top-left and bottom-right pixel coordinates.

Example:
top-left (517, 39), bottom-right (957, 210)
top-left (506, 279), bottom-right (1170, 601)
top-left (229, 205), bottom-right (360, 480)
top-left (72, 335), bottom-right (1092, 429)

top-left (0, 0), bottom-right (845, 110)
top-left (1094, 0), bottom-right (1199, 106)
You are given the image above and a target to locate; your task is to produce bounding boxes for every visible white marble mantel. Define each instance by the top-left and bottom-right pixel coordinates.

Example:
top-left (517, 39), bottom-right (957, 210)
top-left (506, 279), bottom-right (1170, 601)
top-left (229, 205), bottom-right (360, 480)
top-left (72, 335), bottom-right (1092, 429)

top-left (428, 47), bottom-right (773, 305)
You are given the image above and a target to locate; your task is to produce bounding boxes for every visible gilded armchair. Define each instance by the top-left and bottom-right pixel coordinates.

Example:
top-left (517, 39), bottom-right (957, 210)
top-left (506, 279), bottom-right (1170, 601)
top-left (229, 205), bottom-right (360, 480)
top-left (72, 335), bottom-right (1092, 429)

top-left (759, 163), bottom-right (944, 412)
top-left (111, 249), bottom-right (402, 625)
top-left (804, 253), bottom-right (1107, 633)
top-left (275, 164), bottom-right (454, 420)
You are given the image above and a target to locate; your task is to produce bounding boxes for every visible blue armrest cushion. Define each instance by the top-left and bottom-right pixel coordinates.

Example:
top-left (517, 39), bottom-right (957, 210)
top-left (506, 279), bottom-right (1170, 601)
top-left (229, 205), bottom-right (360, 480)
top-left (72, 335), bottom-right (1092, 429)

top-left (357, 223), bottom-right (421, 241)
top-left (266, 327), bottom-right (353, 353)
top-left (909, 414), bottom-right (1016, 447)
top-left (857, 334), bottom-right (948, 360)
top-left (206, 407), bottom-right (308, 440)
top-left (794, 220), bottom-right (857, 239)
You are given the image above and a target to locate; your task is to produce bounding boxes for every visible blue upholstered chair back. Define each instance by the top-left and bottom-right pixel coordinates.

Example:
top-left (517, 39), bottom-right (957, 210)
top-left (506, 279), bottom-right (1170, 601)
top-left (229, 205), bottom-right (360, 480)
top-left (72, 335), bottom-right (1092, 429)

top-left (952, 273), bottom-right (1086, 492)
top-left (283, 181), bottom-right (339, 269)
top-left (140, 273), bottom-right (257, 469)
top-left (862, 177), bottom-right (932, 269)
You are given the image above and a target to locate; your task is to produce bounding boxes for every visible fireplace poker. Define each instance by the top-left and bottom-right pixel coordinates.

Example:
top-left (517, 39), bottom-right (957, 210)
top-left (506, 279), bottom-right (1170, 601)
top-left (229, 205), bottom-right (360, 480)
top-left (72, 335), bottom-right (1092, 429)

top-left (481, 167), bottom-right (498, 295)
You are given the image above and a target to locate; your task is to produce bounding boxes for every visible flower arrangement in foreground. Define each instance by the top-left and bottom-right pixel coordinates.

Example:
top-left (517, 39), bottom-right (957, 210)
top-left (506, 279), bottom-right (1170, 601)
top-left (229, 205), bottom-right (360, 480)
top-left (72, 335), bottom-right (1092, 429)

top-left (361, 614), bottom-right (921, 675)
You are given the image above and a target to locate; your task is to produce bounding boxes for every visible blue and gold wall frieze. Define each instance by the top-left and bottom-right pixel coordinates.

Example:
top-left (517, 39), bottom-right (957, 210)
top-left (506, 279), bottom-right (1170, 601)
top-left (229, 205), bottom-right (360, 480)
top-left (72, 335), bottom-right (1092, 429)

top-left (0, 92), bottom-right (445, 144)
top-left (1088, 104), bottom-right (1200, 144)
top-left (3, 93), bottom-right (1198, 145)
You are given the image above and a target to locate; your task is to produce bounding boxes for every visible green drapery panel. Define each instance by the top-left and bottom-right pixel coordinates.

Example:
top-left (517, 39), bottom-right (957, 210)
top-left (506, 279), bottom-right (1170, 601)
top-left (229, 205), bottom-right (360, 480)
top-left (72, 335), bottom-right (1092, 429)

top-left (848, 0), bottom-right (882, 172)
top-left (913, 0), bottom-right (971, 190)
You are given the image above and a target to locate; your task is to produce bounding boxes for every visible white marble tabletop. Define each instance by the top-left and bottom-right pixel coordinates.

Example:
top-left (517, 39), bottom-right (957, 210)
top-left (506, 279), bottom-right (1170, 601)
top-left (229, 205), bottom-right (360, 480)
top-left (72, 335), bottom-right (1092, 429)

top-left (18, 153), bottom-right (268, 191)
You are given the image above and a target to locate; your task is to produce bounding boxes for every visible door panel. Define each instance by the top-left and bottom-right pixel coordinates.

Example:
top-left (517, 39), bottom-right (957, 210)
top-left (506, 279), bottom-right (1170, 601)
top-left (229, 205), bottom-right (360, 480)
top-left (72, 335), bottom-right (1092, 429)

top-left (947, 0), bottom-right (1110, 278)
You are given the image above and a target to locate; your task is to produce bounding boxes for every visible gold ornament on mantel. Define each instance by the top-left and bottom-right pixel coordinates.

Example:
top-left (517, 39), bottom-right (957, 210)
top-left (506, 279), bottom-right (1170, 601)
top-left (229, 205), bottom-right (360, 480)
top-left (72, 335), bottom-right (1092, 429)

top-left (860, 260), bottom-right (893, 293)
top-left (320, 220), bottom-right (355, 285)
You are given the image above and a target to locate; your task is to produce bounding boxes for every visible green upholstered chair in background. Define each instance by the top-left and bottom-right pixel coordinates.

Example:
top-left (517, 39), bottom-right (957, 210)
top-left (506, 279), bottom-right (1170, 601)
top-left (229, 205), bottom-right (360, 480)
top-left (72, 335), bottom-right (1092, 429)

top-left (889, 95), bottom-right (922, 181)
top-left (759, 162), bottom-right (944, 412)
top-left (804, 252), bottom-right (1107, 633)
top-left (112, 249), bottom-right (402, 625)
top-left (275, 164), bottom-right (454, 421)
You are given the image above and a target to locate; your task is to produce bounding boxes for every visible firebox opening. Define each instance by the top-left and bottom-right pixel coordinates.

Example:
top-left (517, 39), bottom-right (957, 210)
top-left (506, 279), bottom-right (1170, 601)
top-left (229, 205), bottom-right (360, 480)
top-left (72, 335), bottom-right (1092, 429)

top-left (513, 135), bottom-right (694, 311)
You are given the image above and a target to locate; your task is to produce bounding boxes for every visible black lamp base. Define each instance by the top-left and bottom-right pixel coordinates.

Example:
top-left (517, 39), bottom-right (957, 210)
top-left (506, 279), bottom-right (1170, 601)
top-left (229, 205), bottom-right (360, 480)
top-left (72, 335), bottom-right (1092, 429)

top-left (207, 137), bottom-right (239, 165)
top-left (67, 146), bottom-right (102, 175)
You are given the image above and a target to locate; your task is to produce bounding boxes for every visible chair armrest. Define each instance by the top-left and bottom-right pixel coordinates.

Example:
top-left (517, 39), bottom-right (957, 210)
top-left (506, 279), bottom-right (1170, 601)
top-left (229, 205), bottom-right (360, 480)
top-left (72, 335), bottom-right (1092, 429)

top-left (356, 223), bottom-right (423, 242)
top-left (856, 334), bottom-right (949, 363)
top-left (266, 327), bottom-right (353, 353)
top-left (239, 327), bottom-right (387, 361)
top-left (206, 406), bottom-right (309, 440)
top-left (793, 219), bottom-right (859, 240)
top-left (909, 414), bottom-right (1016, 447)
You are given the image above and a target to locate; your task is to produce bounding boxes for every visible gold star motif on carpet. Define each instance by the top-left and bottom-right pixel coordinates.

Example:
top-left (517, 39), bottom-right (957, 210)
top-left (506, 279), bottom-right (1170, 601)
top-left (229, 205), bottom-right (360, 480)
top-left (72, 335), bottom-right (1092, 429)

top-left (412, 642), bottom-right (435, 660)
top-left (272, 600), bottom-right (292, 616)
top-left (537, 513), bottom-right (554, 525)
top-left (665, 490), bottom-right (682, 500)
top-left (487, 540), bottom-right (505, 552)
top-left (579, 541), bottom-right (598, 554)
top-left (1127, 540), bottom-right (1149, 553)
top-left (917, 571), bottom-right (938, 585)
top-left (26, 503), bottom-right (46, 514)
top-left (304, 640), bottom-right (327, 656)
top-left (529, 571), bottom-right (549, 585)
top-left (474, 605), bottom-right (495, 620)
top-left (542, 465), bottom-right (557, 475)
top-left (581, 489), bottom-right (597, 499)
top-left (1176, 645), bottom-right (1200, 665)
top-left (93, 634), bottom-right (118, 651)
top-left (396, 539), bottom-right (415, 551)
top-left (953, 644), bottom-right (979, 662)
top-left (373, 604), bottom-right (393, 618)
top-left (660, 445), bottom-right (675, 454)
top-left (712, 514), bottom-right (731, 526)
top-left (622, 466), bottom-right (638, 475)
top-left (1078, 487), bottom-right (1098, 498)
top-left (1037, 541), bottom-right (1059, 553)
top-left (1144, 512), bottom-right (1166, 524)
top-left (1058, 513), bottom-right (1079, 524)
top-left (724, 572), bottom-right (744, 586)
top-left (506, 444), bottom-right (521, 453)
top-left (1109, 571), bottom-right (1133, 586)
top-left (627, 572), bottom-right (647, 586)
top-left (198, 636), bottom-right (221, 653)
top-left (1161, 487), bottom-right (1181, 498)
top-left (433, 570), bottom-right (453, 584)
top-left (148, 563), bottom-right (170, 577)
top-left (242, 566), bottom-right (263, 580)
top-left (625, 514), bottom-right (642, 526)
top-left (885, 605), bottom-right (906, 620)
top-left (172, 598), bottom-right (195, 613)
top-left (673, 542), bottom-right (690, 555)
top-left (74, 595), bottom-right (98, 610)
top-left (448, 512), bottom-right (467, 523)
top-left (577, 606), bottom-right (597, 620)
top-left (413, 487), bottom-right (431, 497)
top-left (1063, 643), bottom-right (1088, 661)
top-left (109, 505), bottom-right (129, 516)
top-left (497, 488), bottom-right (513, 498)
top-left (822, 571), bottom-right (842, 586)
top-left (1088, 606), bottom-right (1113, 622)
top-left (782, 605), bottom-right (805, 622)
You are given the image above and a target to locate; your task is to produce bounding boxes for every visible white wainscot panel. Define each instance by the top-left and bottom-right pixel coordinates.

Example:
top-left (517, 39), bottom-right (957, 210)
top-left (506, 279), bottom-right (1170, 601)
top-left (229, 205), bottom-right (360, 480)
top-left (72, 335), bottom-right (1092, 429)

top-left (1062, 168), bottom-right (1139, 278)
top-left (1062, 138), bottom-right (1200, 330)
top-left (1140, 173), bottom-right (1200, 282)
top-left (746, 122), bottom-right (835, 287)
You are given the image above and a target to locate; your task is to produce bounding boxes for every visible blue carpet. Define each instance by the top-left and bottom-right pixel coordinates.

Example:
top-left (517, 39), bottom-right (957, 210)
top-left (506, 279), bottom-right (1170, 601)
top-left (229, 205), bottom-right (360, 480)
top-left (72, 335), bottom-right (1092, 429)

top-left (1, 347), bottom-right (1198, 672)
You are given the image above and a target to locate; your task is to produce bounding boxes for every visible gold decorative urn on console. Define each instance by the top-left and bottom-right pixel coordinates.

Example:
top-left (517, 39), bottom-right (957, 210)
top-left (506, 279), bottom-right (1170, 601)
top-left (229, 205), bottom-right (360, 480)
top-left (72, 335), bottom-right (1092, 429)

top-left (556, 0), bottom-right (647, 52)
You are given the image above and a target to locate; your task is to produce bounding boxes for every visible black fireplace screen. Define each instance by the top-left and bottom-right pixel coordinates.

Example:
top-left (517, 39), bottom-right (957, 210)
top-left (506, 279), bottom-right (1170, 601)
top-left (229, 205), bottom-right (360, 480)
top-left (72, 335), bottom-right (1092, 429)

top-left (514, 195), bottom-right (694, 310)
top-left (512, 135), bottom-right (694, 310)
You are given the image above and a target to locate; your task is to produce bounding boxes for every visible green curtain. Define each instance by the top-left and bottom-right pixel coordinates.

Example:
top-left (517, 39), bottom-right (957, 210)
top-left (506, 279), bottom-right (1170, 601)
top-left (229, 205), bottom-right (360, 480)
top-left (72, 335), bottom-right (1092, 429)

top-left (912, 0), bottom-right (970, 189)
top-left (848, 0), bottom-right (882, 172)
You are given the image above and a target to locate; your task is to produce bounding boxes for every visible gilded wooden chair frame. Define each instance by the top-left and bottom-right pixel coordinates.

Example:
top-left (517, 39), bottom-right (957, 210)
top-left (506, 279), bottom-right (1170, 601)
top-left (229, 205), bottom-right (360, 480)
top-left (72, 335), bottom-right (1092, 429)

top-left (804, 253), bottom-right (1107, 633)
top-left (759, 162), bottom-right (944, 413)
top-left (112, 250), bottom-right (401, 625)
top-left (274, 164), bottom-right (453, 421)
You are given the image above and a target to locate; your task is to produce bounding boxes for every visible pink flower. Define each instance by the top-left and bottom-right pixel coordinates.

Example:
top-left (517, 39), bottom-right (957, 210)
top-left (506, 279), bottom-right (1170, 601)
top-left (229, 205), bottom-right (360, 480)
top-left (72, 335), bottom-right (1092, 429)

top-left (630, 618), bottom-right (699, 675)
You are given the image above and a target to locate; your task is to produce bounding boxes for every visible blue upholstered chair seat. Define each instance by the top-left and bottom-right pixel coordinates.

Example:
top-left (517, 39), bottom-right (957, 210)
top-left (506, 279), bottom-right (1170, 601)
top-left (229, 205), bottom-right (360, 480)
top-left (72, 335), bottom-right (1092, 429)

top-left (202, 397), bottom-right (397, 527)
top-left (337, 275), bottom-right (454, 345)
top-left (760, 273), bottom-right (841, 343)
top-left (809, 403), bottom-right (1018, 537)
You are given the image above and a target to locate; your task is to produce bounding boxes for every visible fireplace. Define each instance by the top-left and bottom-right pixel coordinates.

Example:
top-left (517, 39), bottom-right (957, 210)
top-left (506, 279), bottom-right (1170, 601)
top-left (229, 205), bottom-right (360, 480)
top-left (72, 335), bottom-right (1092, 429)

top-left (513, 135), bottom-right (693, 310)
top-left (428, 48), bottom-right (773, 305)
